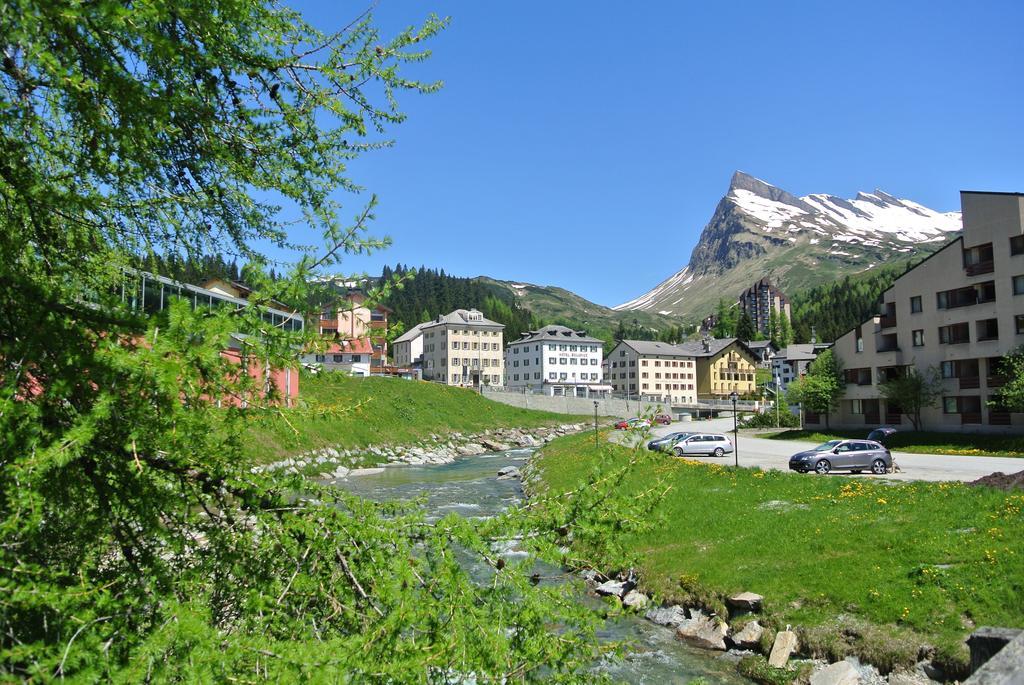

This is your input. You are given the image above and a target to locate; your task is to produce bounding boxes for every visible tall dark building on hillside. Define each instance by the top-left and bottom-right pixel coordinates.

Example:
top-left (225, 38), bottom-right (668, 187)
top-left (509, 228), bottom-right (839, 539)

top-left (738, 278), bottom-right (790, 336)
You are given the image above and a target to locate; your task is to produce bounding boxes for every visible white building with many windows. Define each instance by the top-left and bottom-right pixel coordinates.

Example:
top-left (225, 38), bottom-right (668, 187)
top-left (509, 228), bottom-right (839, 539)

top-left (505, 325), bottom-right (608, 397)
top-left (419, 309), bottom-right (504, 388)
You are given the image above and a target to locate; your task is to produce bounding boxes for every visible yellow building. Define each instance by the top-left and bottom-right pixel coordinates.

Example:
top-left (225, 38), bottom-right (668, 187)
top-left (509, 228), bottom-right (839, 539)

top-left (677, 338), bottom-right (759, 399)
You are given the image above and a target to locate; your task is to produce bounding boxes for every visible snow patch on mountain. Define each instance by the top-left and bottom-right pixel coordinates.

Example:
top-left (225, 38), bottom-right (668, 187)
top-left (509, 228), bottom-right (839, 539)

top-left (613, 266), bottom-right (693, 311)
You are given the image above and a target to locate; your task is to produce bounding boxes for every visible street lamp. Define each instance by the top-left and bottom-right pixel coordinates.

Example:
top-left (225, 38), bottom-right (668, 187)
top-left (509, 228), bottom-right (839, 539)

top-left (593, 400), bottom-right (600, 449)
top-left (775, 371), bottom-right (781, 428)
top-left (729, 390), bottom-right (740, 467)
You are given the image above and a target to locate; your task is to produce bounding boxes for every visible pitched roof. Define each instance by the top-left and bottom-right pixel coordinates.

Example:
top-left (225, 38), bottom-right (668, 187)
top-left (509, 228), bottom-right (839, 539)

top-left (393, 322), bottom-right (428, 344)
top-left (619, 340), bottom-right (694, 356)
top-left (510, 324), bottom-right (603, 345)
top-left (423, 308), bottom-right (504, 330)
top-left (674, 337), bottom-right (749, 358)
top-left (324, 338), bottom-right (373, 355)
top-left (746, 340), bottom-right (777, 351)
top-left (771, 344), bottom-right (818, 362)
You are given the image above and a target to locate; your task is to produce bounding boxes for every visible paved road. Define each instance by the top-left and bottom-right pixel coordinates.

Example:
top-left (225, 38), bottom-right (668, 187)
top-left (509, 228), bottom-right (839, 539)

top-left (614, 417), bottom-right (1024, 483)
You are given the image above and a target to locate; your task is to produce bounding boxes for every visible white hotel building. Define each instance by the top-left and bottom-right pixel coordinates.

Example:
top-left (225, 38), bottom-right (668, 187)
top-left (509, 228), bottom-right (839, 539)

top-left (504, 325), bottom-right (609, 397)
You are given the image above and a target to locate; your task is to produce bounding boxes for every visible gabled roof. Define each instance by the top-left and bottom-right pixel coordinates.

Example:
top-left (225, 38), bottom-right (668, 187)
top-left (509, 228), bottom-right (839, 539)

top-left (675, 337), bottom-right (751, 358)
top-left (393, 322), bottom-right (429, 344)
top-left (746, 340), bottom-right (778, 351)
top-left (510, 324), bottom-right (603, 345)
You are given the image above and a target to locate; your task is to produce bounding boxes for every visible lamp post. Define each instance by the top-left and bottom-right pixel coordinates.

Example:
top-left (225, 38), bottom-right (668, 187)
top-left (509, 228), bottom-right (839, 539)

top-left (775, 371), bottom-right (781, 428)
top-left (593, 401), bottom-right (600, 449)
top-left (729, 390), bottom-right (740, 467)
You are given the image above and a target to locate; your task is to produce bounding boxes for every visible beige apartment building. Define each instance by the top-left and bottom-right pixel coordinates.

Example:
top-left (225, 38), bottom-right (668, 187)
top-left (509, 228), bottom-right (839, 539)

top-left (604, 340), bottom-right (699, 405)
top-left (824, 190), bottom-right (1024, 432)
top-left (420, 309), bottom-right (505, 387)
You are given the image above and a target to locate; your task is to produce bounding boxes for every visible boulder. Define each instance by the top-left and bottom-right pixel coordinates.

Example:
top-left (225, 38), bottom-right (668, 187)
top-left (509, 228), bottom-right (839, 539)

top-left (809, 660), bottom-right (861, 685)
top-left (645, 605), bottom-right (689, 628)
top-left (768, 630), bottom-right (799, 668)
top-left (622, 590), bottom-right (650, 610)
top-left (727, 592), bottom-right (764, 613)
top-left (676, 611), bottom-right (728, 651)
top-left (330, 466), bottom-right (350, 479)
top-left (594, 580), bottom-right (633, 598)
top-left (731, 620), bottom-right (764, 650)
top-left (496, 466), bottom-right (521, 480)
top-left (481, 439), bottom-right (512, 452)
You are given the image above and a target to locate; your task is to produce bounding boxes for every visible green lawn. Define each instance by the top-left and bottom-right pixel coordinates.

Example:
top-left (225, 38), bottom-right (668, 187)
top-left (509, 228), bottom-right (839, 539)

top-left (533, 432), bottom-right (1024, 672)
top-left (240, 372), bottom-right (581, 463)
top-left (758, 428), bottom-right (1024, 458)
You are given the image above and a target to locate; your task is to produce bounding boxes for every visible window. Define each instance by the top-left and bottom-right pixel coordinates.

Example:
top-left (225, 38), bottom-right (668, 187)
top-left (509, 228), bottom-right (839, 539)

top-left (912, 330), bottom-right (924, 347)
top-left (548, 372), bottom-right (556, 380)
top-left (855, 327), bottom-right (864, 353)
top-left (513, 374), bottom-right (519, 381)
top-left (452, 357), bottom-right (460, 366)
top-left (559, 358), bottom-right (567, 365)
top-left (1014, 275), bottom-right (1024, 296)
top-left (976, 318), bottom-right (999, 341)
top-left (1018, 315), bottom-right (1024, 335)
top-left (910, 296), bottom-right (922, 313)
top-left (559, 372), bottom-right (567, 380)
top-left (941, 360), bottom-right (955, 379)
top-left (943, 397), bottom-right (958, 413)
top-left (938, 323), bottom-right (970, 345)
top-left (451, 341), bottom-right (458, 350)
top-left (1011, 235), bottom-right (1024, 255)
top-left (851, 399), bottom-right (863, 414)
top-left (333, 354), bottom-right (344, 363)
top-left (534, 372), bottom-right (541, 380)
top-left (549, 357), bottom-right (556, 364)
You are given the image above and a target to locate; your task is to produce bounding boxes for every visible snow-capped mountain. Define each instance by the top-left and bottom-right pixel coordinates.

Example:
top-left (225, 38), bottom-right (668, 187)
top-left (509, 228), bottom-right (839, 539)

top-left (614, 171), bottom-right (961, 318)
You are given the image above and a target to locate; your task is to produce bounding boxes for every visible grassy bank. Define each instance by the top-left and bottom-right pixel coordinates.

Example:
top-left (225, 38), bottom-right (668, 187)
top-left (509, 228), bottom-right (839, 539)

top-left (534, 432), bottom-right (1024, 671)
top-left (758, 428), bottom-right (1024, 458)
top-left (242, 373), bottom-right (580, 463)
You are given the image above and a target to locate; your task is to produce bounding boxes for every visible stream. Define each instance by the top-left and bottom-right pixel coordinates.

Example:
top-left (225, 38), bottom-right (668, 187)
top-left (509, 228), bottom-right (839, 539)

top-left (332, 447), bottom-right (750, 684)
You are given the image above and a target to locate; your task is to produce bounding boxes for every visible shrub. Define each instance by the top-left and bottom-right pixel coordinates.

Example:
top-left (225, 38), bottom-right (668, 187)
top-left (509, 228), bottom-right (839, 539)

top-left (742, 409), bottom-right (801, 429)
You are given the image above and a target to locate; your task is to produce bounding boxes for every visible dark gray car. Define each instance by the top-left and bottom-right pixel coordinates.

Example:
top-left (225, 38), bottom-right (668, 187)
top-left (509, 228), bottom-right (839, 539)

top-left (788, 439), bottom-right (892, 475)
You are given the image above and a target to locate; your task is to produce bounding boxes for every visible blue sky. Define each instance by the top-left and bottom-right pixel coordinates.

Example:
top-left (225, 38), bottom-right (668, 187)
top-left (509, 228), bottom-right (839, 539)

top-left (280, 0), bottom-right (1024, 307)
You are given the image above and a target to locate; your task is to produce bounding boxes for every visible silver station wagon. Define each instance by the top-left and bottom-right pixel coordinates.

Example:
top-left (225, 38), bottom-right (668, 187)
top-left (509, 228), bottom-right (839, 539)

top-left (672, 433), bottom-right (734, 458)
top-left (788, 439), bottom-right (892, 475)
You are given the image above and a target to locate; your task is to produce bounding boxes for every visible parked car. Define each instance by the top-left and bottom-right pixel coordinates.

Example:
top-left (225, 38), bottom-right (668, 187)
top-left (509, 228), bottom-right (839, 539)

top-left (672, 433), bottom-right (734, 458)
top-left (614, 417), bottom-right (652, 430)
top-left (654, 414), bottom-right (673, 425)
top-left (647, 432), bottom-right (694, 451)
top-left (867, 426), bottom-right (898, 446)
top-left (788, 439), bottom-right (892, 475)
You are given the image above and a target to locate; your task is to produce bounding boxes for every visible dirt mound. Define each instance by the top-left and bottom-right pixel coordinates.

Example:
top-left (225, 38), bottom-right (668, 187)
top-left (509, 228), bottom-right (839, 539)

top-left (968, 470), bottom-right (1024, 491)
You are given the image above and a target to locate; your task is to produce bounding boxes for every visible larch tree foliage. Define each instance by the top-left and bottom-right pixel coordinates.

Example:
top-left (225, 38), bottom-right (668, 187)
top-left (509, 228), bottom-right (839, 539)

top-left (0, 2), bottom-right (658, 680)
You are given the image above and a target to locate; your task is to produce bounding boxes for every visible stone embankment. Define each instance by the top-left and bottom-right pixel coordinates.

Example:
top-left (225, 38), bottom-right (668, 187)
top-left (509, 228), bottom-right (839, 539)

top-left (253, 423), bottom-right (588, 479)
top-left (577, 568), bottom-right (941, 684)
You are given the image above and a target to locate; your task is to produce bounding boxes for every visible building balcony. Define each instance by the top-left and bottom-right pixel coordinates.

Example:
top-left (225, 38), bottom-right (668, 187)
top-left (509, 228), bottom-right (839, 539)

top-left (965, 260), bottom-right (994, 277)
top-left (961, 412), bottom-right (983, 425)
top-left (988, 375), bottom-right (1007, 388)
top-left (885, 410), bottom-right (902, 425)
top-left (989, 411), bottom-right (1012, 426)
top-left (959, 376), bottom-right (981, 390)
top-left (879, 314), bottom-right (897, 329)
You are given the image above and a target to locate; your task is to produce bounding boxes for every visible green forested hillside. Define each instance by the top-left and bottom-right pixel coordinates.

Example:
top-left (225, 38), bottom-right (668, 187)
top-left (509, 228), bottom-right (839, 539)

top-left (789, 260), bottom-right (919, 343)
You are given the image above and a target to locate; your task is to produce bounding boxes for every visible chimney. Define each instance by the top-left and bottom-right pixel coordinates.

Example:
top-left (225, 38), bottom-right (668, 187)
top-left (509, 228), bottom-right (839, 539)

top-left (702, 336), bottom-right (711, 353)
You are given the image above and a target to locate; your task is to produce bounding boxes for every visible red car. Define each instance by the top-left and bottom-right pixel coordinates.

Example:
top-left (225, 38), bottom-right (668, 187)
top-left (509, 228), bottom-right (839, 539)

top-left (654, 414), bottom-right (672, 425)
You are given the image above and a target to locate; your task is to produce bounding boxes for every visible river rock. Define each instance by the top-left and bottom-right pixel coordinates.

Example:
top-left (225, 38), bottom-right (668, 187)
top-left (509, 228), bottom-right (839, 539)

top-left (457, 443), bottom-right (484, 456)
top-left (481, 439), bottom-right (511, 452)
top-left (496, 466), bottom-right (521, 480)
top-left (348, 467), bottom-right (385, 477)
top-left (810, 660), bottom-right (861, 685)
top-left (731, 620), bottom-right (764, 649)
top-left (675, 610), bottom-right (728, 650)
top-left (727, 592), bottom-right (764, 612)
top-left (595, 580), bottom-right (633, 598)
top-left (330, 466), bottom-right (350, 479)
top-left (768, 629), bottom-right (799, 667)
top-left (622, 590), bottom-right (649, 609)
top-left (645, 605), bottom-right (689, 628)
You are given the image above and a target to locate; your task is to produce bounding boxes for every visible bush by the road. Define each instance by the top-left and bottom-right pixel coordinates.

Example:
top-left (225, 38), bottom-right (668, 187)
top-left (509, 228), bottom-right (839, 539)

top-left (741, 409), bottom-right (801, 429)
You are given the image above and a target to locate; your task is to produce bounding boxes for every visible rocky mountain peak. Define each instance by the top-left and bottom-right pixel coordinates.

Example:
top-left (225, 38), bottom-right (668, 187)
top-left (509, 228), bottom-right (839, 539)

top-left (727, 171), bottom-right (812, 212)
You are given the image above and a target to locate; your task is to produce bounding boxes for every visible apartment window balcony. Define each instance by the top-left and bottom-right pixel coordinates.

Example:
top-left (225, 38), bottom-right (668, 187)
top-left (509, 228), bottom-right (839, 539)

top-left (987, 375), bottom-right (1006, 388)
top-left (989, 411), bottom-right (1012, 426)
top-left (961, 412), bottom-right (983, 425)
top-left (885, 409), bottom-right (903, 425)
top-left (876, 342), bottom-right (900, 353)
top-left (965, 260), bottom-right (995, 277)
top-left (959, 376), bottom-right (981, 390)
top-left (879, 314), bottom-right (897, 329)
